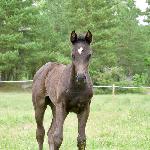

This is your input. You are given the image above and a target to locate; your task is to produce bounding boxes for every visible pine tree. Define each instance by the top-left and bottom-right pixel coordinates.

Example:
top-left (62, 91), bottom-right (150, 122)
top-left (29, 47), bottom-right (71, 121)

top-left (143, 0), bottom-right (150, 83)
top-left (116, 0), bottom-right (146, 75)
top-left (0, 0), bottom-right (41, 80)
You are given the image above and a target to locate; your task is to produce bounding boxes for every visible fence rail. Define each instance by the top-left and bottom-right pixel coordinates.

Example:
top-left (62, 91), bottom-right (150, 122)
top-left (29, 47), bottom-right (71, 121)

top-left (93, 85), bottom-right (150, 89)
top-left (1, 80), bottom-right (150, 93)
top-left (93, 84), bottom-right (150, 95)
top-left (0, 80), bottom-right (33, 83)
top-left (1, 80), bottom-right (150, 88)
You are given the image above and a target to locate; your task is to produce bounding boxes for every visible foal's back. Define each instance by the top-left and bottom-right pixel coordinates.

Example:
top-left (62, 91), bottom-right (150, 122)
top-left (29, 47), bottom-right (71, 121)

top-left (32, 62), bottom-right (66, 104)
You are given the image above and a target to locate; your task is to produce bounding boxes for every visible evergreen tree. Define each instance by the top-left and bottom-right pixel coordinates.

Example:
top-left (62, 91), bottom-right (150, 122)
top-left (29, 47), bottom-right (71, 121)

top-left (116, 0), bottom-right (146, 75)
top-left (0, 0), bottom-right (41, 80)
top-left (143, 0), bottom-right (150, 83)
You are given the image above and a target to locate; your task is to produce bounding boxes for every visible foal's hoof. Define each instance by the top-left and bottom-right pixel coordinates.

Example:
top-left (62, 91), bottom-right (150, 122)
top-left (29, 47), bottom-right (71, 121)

top-left (78, 146), bottom-right (85, 150)
top-left (78, 141), bottom-right (86, 150)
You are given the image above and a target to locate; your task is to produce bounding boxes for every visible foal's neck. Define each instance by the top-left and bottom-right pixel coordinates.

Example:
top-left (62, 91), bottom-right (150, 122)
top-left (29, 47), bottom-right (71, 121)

top-left (69, 63), bottom-right (87, 90)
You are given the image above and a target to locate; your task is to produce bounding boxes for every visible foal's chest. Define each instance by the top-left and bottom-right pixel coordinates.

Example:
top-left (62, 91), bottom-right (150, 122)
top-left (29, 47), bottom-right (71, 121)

top-left (66, 91), bottom-right (92, 113)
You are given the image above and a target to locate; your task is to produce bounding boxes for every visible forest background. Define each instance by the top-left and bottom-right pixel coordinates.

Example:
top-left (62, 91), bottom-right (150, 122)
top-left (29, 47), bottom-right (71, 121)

top-left (0, 0), bottom-right (150, 91)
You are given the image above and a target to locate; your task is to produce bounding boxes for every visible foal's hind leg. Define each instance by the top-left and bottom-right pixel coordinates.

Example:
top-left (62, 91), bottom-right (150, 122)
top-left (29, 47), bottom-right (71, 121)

top-left (47, 104), bottom-right (56, 150)
top-left (34, 97), bottom-right (47, 150)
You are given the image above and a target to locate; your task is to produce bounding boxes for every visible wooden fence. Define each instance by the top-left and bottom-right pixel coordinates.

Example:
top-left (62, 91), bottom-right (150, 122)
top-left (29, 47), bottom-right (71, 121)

top-left (0, 80), bottom-right (150, 94)
top-left (93, 84), bottom-right (150, 95)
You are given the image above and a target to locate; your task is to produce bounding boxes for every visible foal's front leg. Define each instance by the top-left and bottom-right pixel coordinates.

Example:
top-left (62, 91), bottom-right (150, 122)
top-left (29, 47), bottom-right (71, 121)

top-left (77, 103), bottom-right (90, 150)
top-left (48, 102), bottom-right (67, 150)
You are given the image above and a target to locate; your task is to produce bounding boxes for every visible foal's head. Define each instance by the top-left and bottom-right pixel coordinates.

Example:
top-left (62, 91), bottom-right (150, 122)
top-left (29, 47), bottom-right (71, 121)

top-left (70, 30), bottom-right (92, 84)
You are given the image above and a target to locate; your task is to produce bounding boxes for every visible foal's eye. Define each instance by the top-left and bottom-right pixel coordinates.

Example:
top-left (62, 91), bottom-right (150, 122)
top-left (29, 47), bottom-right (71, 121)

top-left (86, 54), bottom-right (91, 60)
top-left (72, 54), bottom-right (75, 60)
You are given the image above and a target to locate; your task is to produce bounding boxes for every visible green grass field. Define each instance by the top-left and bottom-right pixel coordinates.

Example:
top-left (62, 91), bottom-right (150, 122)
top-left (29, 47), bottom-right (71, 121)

top-left (0, 92), bottom-right (150, 150)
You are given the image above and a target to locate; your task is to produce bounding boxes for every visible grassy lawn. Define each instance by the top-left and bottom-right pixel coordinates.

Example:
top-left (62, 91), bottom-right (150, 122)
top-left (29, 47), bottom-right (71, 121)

top-left (0, 92), bottom-right (150, 150)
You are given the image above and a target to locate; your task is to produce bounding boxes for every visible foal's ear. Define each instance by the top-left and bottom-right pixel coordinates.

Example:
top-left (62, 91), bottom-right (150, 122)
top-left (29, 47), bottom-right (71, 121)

top-left (85, 30), bottom-right (92, 44)
top-left (70, 30), bottom-right (77, 44)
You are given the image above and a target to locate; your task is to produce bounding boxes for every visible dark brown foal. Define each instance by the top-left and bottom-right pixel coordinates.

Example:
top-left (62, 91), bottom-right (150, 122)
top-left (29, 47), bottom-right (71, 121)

top-left (32, 30), bottom-right (93, 150)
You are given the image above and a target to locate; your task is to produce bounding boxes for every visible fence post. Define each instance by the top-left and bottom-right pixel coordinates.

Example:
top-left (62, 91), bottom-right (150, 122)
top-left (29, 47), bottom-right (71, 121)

top-left (112, 84), bottom-right (115, 96)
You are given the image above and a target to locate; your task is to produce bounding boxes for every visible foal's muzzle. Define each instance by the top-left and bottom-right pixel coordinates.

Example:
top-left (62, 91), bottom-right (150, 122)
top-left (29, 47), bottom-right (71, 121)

top-left (76, 74), bottom-right (86, 84)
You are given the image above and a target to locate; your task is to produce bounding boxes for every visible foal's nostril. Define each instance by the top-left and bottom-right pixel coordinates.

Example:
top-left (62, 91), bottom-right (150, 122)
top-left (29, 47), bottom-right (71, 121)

top-left (83, 75), bottom-right (86, 80)
top-left (76, 74), bottom-right (86, 83)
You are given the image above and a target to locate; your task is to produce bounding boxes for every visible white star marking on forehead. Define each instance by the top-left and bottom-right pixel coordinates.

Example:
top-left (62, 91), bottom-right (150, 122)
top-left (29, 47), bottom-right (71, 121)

top-left (78, 47), bottom-right (83, 55)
